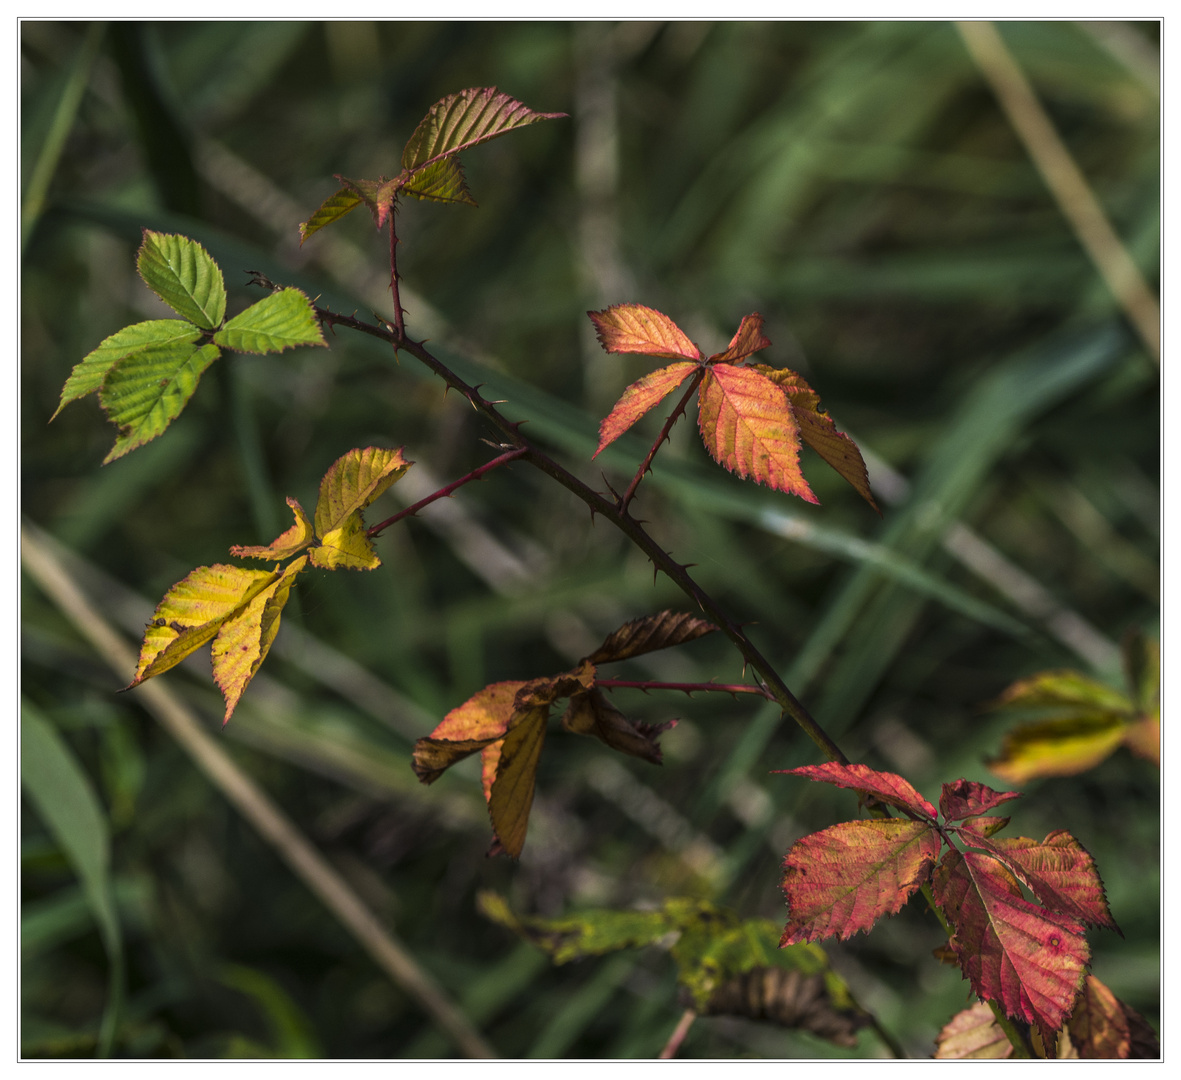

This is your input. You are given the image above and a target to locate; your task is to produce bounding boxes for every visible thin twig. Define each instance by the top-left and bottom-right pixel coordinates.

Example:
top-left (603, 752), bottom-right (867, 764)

top-left (956, 20), bottom-right (1159, 364)
top-left (659, 1008), bottom-right (697, 1059)
top-left (20, 521), bottom-right (496, 1060)
top-left (367, 446), bottom-right (527, 538)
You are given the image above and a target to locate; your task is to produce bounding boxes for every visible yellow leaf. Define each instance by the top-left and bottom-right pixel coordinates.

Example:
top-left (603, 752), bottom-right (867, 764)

top-left (230, 498), bottom-right (314, 561)
top-left (211, 557), bottom-right (306, 724)
top-left (129, 564), bottom-right (286, 687)
top-left (488, 705), bottom-right (549, 858)
top-left (313, 446), bottom-right (411, 538)
top-left (309, 521), bottom-right (380, 571)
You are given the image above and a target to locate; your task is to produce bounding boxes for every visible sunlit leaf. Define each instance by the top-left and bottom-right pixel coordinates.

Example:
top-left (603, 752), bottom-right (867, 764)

top-left (137, 230), bottom-right (226, 330)
top-left (411, 680), bottom-right (524, 785)
top-left (402, 157), bottom-right (475, 205)
top-left (587, 303), bottom-right (701, 360)
top-left (299, 186), bottom-right (363, 244)
top-left (128, 564), bottom-right (286, 686)
top-left (780, 818), bottom-right (940, 943)
top-left (53, 320), bottom-right (200, 420)
top-left (313, 446), bottom-right (412, 539)
top-left (593, 361), bottom-right (700, 458)
top-left (698, 363), bottom-right (816, 502)
top-left (752, 365), bottom-right (878, 511)
top-left (705, 312), bottom-right (771, 364)
top-left (231, 498), bottom-right (315, 562)
top-left (214, 288), bottom-right (326, 354)
top-left (211, 556), bottom-right (306, 724)
top-left (99, 341), bottom-right (220, 462)
top-left (401, 86), bottom-right (566, 172)
top-left (778, 762), bottom-right (938, 819)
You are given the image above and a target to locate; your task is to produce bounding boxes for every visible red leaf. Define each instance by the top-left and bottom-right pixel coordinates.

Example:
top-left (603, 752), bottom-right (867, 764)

top-left (933, 848), bottom-right (1088, 1047)
top-left (706, 313), bottom-right (772, 364)
top-left (587, 304), bottom-right (702, 361)
top-left (777, 762), bottom-right (937, 820)
top-left (780, 818), bottom-right (940, 943)
top-left (698, 364), bottom-right (816, 502)
top-left (940, 779), bottom-right (1022, 823)
top-left (978, 830), bottom-right (1119, 934)
top-left (593, 361), bottom-right (700, 458)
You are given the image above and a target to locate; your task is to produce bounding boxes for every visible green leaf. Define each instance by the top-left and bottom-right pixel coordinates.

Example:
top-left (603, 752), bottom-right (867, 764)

top-left (137, 230), bottom-right (226, 330)
top-left (98, 341), bottom-right (220, 462)
top-left (214, 288), bottom-right (327, 355)
top-left (401, 86), bottom-right (566, 172)
top-left (53, 319), bottom-right (200, 420)
top-left (299, 186), bottom-right (363, 244)
top-left (403, 157), bottom-right (475, 205)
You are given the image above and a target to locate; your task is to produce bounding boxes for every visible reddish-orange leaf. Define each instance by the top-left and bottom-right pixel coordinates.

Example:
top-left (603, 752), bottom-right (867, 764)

top-left (587, 304), bottom-right (702, 361)
top-left (698, 364), bottom-right (816, 502)
top-left (411, 680), bottom-right (524, 785)
top-left (939, 778), bottom-right (1021, 823)
top-left (586, 610), bottom-right (717, 665)
top-left (780, 818), bottom-right (940, 944)
top-left (706, 313), bottom-right (772, 365)
top-left (752, 365), bottom-right (877, 511)
top-left (933, 848), bottom-right (1088, 1048)
top-left (211, 556), bottom-right (306, 724)
top-left (778, 762), bottom-right (937, 820)
top-left (488, 705), bottom-right (549, 858)
top-left (933, 1001), bottom-right (1013, 1059)
top-left (231, 498), bottom-right (315, 562)
top-left (593, 362), bottom-right (700, 458)
top-left (978, 830), bottom-right (1118, 934)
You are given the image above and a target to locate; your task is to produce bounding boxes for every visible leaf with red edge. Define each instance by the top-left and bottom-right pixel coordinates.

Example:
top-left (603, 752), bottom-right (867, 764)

top-left (777, 762), bottom-right (937, 820)
top-left (940, 778), bottom-right (1022, 823)
top-left (698, 364), bottom-right (816, 502)
top-left (588, 304), bottom-right (702, 360)
top-left (585, 610), bottom-right (717, 665)
top-left (231, 498), bottom-right (314, 562)
top-left (337, 175), bottom-right (402, 230)
top-left (934, 1001), bottom-right (1014, 1059)
top-left (411, 680), bottom-right (524, 784)
top-left (706, 313), bottom-right (772, 364)
top-left (752, 365), bottom-right (878, 511)
top-left (978, 830), bottom-right (1119, 934)
top-left (780, 818), bottom-right (940, 944)
top-left (932, 847), bottom-right (1088, 1048)
top-left (593, 361), bottom-right (699, 458)
top-left (401, 87), bottom-right (566, 172)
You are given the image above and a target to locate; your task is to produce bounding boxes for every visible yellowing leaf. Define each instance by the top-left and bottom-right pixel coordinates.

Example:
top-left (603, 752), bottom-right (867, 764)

top-left (934, 1001), bottom-right (1014, 1059)
top-left (402, 157), bottom-right (475, 205)
top-left (488, 704), bottom-right (549, 858)
top-left (314, 446), bottom-right (412, 539)
top-left (412, 681), bottom-right (525, 785)
top-left (698, 364), bottom-right (816, 502)
top-left (587, 304), bottom-right (702, 360)
top-left (231, 498), bottom-right (314, 562)
top-left (593, 362), bottom-right (700, 458)
top-left (211, 557), bottom-right (306, 724)
top-left (753, 366), bottom-right (878, 511)
top-left (989, 716), bottom-right (1127, 784)
top-left (129, 564), bottom-right (287, 687)
top-left (706, 312), bottom-right (772, 364)
top-left (309, 520), bottom-right (381, 571)
top-left (299, 186), bottom-right (363, 244)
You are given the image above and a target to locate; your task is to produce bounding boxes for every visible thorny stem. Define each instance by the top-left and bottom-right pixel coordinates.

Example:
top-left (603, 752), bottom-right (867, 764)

top-left (618, 370), bottom-right (704, 514)
top-left (366, 447), bottom-right (528, 539)
top-left (597, 678), bottom-right (774, 701)
top-left (314, 305), bottom-right (850, 767)
top-left (388, 211), bottom-right (406, 340)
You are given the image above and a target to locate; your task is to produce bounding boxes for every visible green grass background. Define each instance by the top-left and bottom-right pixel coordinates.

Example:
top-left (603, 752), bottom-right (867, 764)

top-left (21, 20), bottom-right (1158, 1058)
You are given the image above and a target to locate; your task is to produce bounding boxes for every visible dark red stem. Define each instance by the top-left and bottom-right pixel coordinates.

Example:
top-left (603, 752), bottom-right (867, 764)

top-left (366, 447), bottom-right (528, 538)
top-left (596, 678), bottom-right (774, 701)
top-left (618, 369), bottom-right (704, 515)
top-left (388, 211), bottom-right (406, 339)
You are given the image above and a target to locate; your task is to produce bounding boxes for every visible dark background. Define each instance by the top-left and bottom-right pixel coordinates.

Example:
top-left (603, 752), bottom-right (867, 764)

top-left (21, 20), bottom-right (1159, 1058)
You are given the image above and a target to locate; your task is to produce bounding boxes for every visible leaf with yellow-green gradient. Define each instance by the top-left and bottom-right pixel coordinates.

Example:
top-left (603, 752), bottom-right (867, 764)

top-left (128, 564), bottom-right (287, 688)
top-left (309, 519), bottom-right (381, 571)
top-left (299, 186), bottom-right (363, 245)
top-left (313, 446), bottom-right (412, 541)
top-left (211, 557), bottom-right (306, 724)
top-left (403, 157), bottom-right (475, 205)
top-left (231, 498), bottom-right (314, 562)
top-left (698, 363), bottom-right (816, 502)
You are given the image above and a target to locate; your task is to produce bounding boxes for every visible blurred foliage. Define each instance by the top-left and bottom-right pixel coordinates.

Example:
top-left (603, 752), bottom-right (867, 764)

top-left (21, 20), bottom-right (1157, 1059)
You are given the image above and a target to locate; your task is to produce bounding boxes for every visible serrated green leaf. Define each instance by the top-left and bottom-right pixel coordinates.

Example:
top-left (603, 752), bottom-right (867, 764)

top-left (99, 341), bottom-right (220, 463)
top-left (299, 186), bottom-right (363, 244)
top-left (53, 319), bottom-right (200, 420)
top-left (214, 288), bottom-right (326, 355)
top-left (401, 87), bottom-right (566, 173)
top-left (402, 157), bottom-right (476, 205)
top-left (137, 230), bottom-right (226, 330)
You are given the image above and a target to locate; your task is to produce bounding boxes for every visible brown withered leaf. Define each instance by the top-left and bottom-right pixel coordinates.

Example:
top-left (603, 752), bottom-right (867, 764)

top-left (586, 610), bottom-right (716, 665)
top-left (561, 688), bottom-right (674, 764)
